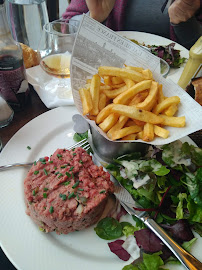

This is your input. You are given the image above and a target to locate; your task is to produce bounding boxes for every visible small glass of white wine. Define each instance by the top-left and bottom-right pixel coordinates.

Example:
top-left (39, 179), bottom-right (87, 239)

top-left (37, 21), bottom-right (77, 90)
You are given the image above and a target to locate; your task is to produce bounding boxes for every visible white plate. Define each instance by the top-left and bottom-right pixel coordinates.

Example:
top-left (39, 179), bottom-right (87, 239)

top-left (117, 31), bottom-right (189, 84)
top-left (0, 106), bottom-right (201, 270)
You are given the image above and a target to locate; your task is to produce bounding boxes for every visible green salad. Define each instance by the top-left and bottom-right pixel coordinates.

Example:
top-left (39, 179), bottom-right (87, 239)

top-left (96, 140), bottom-right (202, 269)
top-left (130, 39), bottom-right (186, 68)
top-left (74, 132), bottom-right (202, 269)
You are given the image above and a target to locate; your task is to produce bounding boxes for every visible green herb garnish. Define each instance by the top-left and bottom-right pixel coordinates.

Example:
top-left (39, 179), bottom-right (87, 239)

top-left (72, 181), bottom-right (80, 189)
top-left (63, 181), bottom-right (70, 186)
top-left (43, 169), bottom-right (48, 176)
top-left (68, 192), bottom-right (76, 199)
top-left (49, 206), bottom-right (54, 214)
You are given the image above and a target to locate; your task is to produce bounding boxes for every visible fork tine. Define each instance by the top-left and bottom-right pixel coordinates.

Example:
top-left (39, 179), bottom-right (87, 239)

top-left (83, 145), bottom-right (90, 151)
top-left (67, 138), bottom-right (88, 150)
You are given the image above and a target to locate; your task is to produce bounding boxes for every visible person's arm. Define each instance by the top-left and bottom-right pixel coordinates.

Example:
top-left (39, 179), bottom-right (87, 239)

top-left (63, 0), bottom-right (116, 27)
top-left (62, 0), bottom-right (88, 22)
top-left (172, 16), bottom-right (202, 49)
top-left (85, 0), bottom-right (116, 22)
top-left (168, 0), bottom-right (202, 49)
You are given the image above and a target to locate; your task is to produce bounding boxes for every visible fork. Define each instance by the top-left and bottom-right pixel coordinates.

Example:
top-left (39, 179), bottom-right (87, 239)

top-left (0, 138), bottom-right (90, 171)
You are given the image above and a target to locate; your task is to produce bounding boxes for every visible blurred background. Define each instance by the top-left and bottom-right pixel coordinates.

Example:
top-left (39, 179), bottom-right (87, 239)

top-left (47, 0), bottom-right (69, 21)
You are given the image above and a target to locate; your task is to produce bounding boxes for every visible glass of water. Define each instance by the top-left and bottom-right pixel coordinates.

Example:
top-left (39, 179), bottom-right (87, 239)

top-left (5, 0), bottom-right (49, 50)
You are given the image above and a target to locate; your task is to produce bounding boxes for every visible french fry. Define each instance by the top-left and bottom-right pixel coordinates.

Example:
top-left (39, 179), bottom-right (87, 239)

top-left (164, 104), bottom-right (178, 117)
top-left (87, 115), bottom-right (96, 121)
top-left (133, 119), bottom-right (145, 126)
top-left (125, 119), bottom-right (137, 127)
top-left (157, 84), bottom-right (164, 104)
top-left (111, 104), bottom-right (164, 124)
top-left (113, 80), bottom-right (152, 104)
top-left (136, 81), bottom-right (158, 111)
top-left (153, 96), bottom-right (180, 115)
top-left (123, 78), bottom-right (135, 88)
top-left (111, 76), bottom-right (124, 85)
top-left (99, 93), bottom-right (107, 111)
top-left (130, 91), bottom-right (148, 126)
top-left (111, 83), bottom-right (125, 89)
top-left (96, 104), bottom-right (114, 124)
top-left (79, 65), bottom-right (186, 142)
top-left (121, 134), bottom-right (137, 140)
top-left (100, 85), bottom-right (111, 90)
top-left (86, 79), bottom-right (92, 84)
top-left (129, 90), bottom-right (149, 105)
top-left (99, 113), bottom-right (119, 132)
top-left (103, 85), bottom-right (128, 99)
top-left (154, 125), bottom-right (170, 139)
top-left (125, 66), bottom-right (144, 72)
top-left (90, 74), bottom-right (101, 115)
top-left (98, 66), bottom-right (144, 82)
top-left (159, 115), bottom-right (186, 127)
top-left (111, 125), bottom-right (142, 140)
top-left (136, 131), bottom-right (143, 140)
top-left (142, 69), bottom-right (153, 80)
top-left (85, 83), bottom-right (91, 89)
top-left (103, 76), bottom-right (112, 85)
top-left (142, 123), bottom-right (154, 142)
top-left (107, 116), bottom-right (128, 139)
top-left (79, 88), bottom-right (93, 115)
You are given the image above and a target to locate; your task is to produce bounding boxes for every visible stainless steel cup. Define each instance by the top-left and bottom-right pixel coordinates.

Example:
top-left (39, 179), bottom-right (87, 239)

top-left (90, 127), bottom-right (149, 163)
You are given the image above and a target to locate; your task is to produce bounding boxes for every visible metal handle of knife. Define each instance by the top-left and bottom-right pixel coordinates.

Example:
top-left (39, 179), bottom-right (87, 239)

top-left (142, 216), bottom-right (202, 270)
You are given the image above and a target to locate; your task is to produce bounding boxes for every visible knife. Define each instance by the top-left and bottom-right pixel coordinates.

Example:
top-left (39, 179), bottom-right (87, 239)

top-left (113, 183), bottom-right (202, 270)
top-left (91, 149), bottom-right (202, 270)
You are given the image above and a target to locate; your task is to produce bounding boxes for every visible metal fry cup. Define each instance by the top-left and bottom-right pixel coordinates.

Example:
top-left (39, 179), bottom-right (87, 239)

top-left (90, 126), bottom-right (149, 163)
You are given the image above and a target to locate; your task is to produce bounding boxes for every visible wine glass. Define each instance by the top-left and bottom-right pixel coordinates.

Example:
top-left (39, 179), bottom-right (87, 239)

top-left (37, 21), bottom-right (78, 93)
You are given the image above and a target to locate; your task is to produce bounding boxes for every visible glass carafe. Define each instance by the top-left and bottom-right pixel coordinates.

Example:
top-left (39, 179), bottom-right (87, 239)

top-left (5, 0), bottom-right (49, 50)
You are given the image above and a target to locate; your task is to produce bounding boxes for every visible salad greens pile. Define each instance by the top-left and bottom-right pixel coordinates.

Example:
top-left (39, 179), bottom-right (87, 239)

top-left (107, 140), bottom-right (202, 230)
top-left (94, 140), bottom-right (202, 269)
top-left (130, 39), bottom-right (186, 68)
top-left (149, 43), bottom-right (186, 68)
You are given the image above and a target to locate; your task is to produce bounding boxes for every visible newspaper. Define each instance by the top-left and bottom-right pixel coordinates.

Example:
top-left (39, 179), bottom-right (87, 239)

top-left (71, 14), bottom-right (202, 145)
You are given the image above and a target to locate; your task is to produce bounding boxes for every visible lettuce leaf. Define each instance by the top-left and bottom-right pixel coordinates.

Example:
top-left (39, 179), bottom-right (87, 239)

top-left (94, 217), bottom-right (123, 240)
top-left (176, 193), bottom-right (188, 220)
top-left (185, 168), bottom-right (202, 206)
top-left (73, 131), bottom-right (88, 142)
top-left (162, 141), bottom-right (202, 168)
top-left (122, 252), bottom-right (164, 270)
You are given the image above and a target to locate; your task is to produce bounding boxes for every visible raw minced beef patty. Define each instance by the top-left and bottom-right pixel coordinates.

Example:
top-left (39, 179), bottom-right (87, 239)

top-left (24, 147), bottom-right (114, 234)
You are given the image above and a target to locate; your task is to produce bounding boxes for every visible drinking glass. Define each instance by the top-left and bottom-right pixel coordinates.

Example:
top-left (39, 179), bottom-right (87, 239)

top-left (0, 95), bottom-right (14, 128)
top-left (5, 0), bottom-right (49, 50)
top-left (37, 21), bottom-right (77, 79)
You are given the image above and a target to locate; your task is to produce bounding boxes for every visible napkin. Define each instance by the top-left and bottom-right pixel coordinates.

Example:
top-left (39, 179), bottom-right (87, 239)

top-left (26, 65), bottom-right (74, 109)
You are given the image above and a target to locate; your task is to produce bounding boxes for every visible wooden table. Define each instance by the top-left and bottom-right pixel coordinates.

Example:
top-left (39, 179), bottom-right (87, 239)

top-left (0, 87), bottom-right (49, 149)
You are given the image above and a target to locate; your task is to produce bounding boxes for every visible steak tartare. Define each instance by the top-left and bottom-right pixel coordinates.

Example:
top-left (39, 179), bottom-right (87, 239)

top-left (24, 147), bottom-right (114, 234)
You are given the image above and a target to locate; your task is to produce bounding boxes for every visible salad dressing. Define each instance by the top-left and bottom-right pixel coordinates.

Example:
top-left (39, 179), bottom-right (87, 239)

top-left (162, 140), bottom-right (192, 167)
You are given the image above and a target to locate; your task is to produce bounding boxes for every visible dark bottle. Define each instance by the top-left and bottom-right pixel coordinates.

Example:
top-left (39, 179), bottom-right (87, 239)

top-left (0, 0), bottom-right (29, 111)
